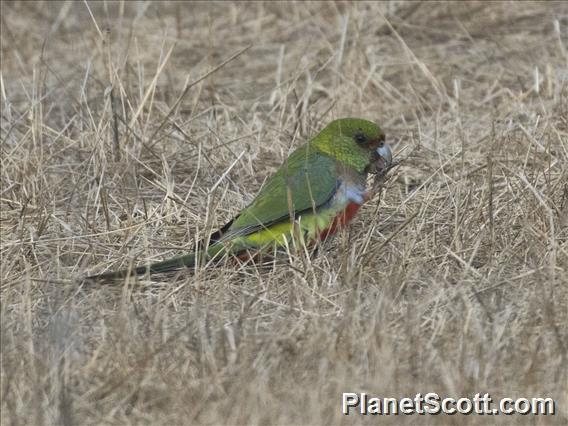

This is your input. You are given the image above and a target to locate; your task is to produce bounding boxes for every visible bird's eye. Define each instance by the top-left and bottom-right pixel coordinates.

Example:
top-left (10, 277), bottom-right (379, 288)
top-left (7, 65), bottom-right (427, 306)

top-left (354, 132), bottom-right (366, 144)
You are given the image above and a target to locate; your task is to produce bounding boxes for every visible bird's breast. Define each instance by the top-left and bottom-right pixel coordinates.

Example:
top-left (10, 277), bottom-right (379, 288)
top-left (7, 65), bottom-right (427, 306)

top-left (317, 201), bottom-right (362, 240)
top-left (314, 179), bottom-right (366, 240)
top-left (238, 178), bottom-right (367, 249)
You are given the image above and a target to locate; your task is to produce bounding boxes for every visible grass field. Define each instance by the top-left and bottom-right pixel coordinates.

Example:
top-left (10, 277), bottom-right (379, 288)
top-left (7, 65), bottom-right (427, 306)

top-left (1, 1), bottom-right (567, 424)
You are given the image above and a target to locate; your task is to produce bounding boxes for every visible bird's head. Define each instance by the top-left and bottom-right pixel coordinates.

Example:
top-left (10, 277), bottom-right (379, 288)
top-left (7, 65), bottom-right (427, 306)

top-left (311, 118), bottom-right (392, 174)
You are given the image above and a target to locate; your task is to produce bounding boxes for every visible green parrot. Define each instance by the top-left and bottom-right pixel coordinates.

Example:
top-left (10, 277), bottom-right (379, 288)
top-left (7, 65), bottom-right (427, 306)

top-left (86, 118), bottom-right (392, 281)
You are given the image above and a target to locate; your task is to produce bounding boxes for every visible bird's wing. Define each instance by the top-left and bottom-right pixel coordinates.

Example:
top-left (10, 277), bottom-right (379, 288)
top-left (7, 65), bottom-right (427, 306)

top-left (222, 145), bottom-right (339, 239)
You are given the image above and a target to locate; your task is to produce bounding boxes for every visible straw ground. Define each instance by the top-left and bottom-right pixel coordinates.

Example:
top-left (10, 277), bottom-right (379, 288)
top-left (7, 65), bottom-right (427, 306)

top-left (1, 1), bottom-right (567, 424)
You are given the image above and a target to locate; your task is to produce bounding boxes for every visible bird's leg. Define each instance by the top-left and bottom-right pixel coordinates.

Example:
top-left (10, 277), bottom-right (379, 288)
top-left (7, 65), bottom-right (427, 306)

top-left (235, 250), bottom-right (262, 264)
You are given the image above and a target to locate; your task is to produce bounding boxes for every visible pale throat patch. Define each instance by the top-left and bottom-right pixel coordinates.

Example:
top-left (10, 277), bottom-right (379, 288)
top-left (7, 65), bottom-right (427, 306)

top-left (334, 165), bottom-right (368, 206)
top-left (342, 182), bottom-right (366, 205)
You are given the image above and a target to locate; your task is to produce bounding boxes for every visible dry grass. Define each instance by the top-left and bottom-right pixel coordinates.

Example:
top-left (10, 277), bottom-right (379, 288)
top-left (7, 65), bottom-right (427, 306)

top-left (1, 1), bottom-right (567, 424)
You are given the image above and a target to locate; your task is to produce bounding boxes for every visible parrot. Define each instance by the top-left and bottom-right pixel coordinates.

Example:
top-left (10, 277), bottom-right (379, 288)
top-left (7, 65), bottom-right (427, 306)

top-left (86, 117), bottom-right (392, 281)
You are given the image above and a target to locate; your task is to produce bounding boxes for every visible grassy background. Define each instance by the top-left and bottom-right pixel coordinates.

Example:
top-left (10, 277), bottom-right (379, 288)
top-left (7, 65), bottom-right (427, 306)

top-left (1, 1), bottom-right (567, 424)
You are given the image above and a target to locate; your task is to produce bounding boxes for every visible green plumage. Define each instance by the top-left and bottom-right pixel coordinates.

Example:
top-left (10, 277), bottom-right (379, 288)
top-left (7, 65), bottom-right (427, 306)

top-left (85, 118), bottom-right (388, 281)
top-left (223, 147), bottom-right (338, 239)
top-left (87, 243), bottom-right (226, 281)
top-left (221, 118), bottom-right (385, 239)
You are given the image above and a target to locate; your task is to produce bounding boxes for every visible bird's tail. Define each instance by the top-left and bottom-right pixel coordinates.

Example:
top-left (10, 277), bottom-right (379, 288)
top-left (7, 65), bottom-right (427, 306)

top-left (85, 243), bottom-right (227, 282)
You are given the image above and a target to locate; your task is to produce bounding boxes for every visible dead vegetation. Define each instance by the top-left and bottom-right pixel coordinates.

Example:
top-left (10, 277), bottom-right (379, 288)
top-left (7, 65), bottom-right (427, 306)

top-left (1, 1), bottom-right (567, 424)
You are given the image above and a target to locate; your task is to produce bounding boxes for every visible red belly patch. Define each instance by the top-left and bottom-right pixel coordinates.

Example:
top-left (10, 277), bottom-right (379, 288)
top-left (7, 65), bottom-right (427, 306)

top-left (318, 202), bottom-right (362, 240)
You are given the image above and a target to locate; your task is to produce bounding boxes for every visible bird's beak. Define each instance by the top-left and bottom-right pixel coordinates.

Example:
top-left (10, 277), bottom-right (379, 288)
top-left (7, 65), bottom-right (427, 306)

top-left (376, 143), bottom-right (392, 166)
